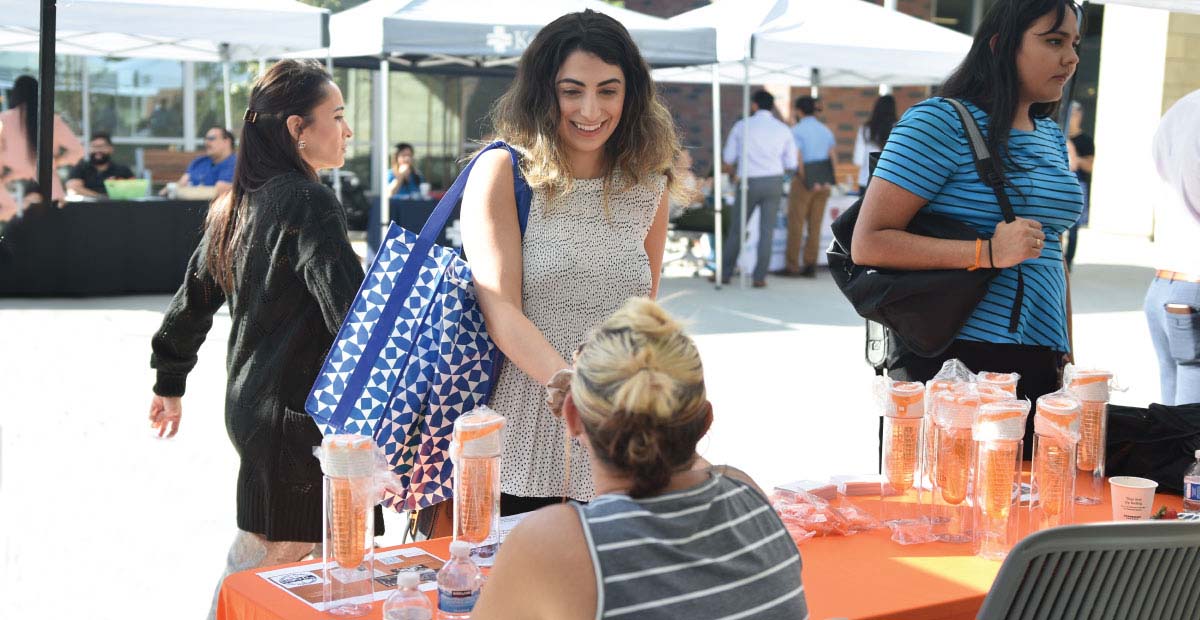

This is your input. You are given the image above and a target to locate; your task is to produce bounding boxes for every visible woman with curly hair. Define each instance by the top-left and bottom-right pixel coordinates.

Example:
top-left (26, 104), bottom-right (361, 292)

top-left (460, 9), bottom-right (690, 515)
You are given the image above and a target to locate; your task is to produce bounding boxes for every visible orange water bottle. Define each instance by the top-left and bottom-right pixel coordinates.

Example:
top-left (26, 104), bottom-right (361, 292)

top-left (923, 379), bottom-right (958, 489)
top-left (1030, 394), bottom-right (1082, 531)
top-left (1066, 368), bottom-right (1113, 505)
top-left (972, 399), bottom-right (1031, 560)
top-left (883, 381), bottom-right (925, 494)
top-left (933, 388), bottom-right (978, 543)
top-left (319, 434), bottom-right (379, 617)
top-left (452, 407), bottom-right (505, 560)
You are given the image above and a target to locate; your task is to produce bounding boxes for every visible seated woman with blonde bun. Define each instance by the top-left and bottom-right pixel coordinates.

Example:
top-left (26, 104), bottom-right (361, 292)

top-left (473, 297), bottom-right (807, 620)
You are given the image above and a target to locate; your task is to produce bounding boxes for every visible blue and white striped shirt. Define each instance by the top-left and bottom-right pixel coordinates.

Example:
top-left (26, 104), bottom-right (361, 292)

top-left (574, 473), bottom-right (807, 620)
top-left (873, 98), bottom-right (1083, 352)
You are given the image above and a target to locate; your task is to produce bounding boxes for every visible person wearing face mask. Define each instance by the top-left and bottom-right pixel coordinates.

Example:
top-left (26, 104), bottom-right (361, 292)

top-left (460, 9), bottom-right (693, 517)
top-left (65, 133), bottom-right (134, 198)
top-left (853, 0), bottom-right (1084, 454)
top-left (145, 59), bottom-right (375, 620)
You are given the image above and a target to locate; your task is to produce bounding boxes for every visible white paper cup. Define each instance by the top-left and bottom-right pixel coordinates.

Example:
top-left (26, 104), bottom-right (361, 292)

top-left (419, 182), bottom-right (432, 198)
top-left (1109, 476), bottom-right (1158, 521)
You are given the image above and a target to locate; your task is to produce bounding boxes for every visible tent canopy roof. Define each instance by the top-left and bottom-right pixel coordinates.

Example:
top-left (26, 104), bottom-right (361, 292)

top-left (1089, 0), bottom-right (1200, 13)
top-left (0, 0), bottom-right (329, 61)
top-left (656, 0), bottom-right (971, 87)
top-left (326, 0), bottom-right (716, 68)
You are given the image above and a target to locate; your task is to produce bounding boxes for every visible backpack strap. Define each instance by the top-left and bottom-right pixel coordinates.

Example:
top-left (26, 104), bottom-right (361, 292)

top-left (943, 98), bottom-right (1022, 334)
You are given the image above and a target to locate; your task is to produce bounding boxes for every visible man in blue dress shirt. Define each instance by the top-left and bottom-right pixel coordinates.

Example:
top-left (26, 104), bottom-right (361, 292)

top-left (782, 96), bottom-right (838, 278)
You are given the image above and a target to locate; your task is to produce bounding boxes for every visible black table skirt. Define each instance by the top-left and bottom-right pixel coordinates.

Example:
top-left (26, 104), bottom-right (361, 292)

top-left (0, 199), bottom-right (209, 296)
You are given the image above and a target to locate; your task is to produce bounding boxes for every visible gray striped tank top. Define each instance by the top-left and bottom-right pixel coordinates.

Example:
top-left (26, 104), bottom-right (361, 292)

top-left (574, 473), bottom-right (809, 619)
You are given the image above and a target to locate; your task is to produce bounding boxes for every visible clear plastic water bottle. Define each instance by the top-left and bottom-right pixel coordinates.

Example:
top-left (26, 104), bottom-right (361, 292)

top-left (1184, 450), bottom-right (1200, 513)
top-left (382, 572), bottom-right (432, 620)
top-left (437, 540), bottom-right (481, 619)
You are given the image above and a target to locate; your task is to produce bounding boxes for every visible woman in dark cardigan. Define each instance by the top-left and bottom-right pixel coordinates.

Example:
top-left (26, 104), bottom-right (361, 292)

top-left (147, 59), bottom-right (378, 617)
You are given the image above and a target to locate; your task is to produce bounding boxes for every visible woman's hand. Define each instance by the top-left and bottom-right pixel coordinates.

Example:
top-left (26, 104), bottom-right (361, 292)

top-left (989, 217), bottom-right (1046, 268)
top-left (149, 395), bottom-right (183, 438)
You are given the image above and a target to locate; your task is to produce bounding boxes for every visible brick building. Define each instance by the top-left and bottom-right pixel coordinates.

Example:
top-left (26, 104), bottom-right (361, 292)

top-left (627, 0), bottom-right (939, 177)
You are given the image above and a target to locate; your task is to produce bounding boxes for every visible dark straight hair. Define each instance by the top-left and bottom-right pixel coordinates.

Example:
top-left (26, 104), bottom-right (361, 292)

top-left (205, 59), bottom-right (333, 291)
top-left (940, 0), bottom-right (1082, 174)
top-left (865, 94), bottom-right (897, 145)
top-left (9, 75), bottom-right (39, 160)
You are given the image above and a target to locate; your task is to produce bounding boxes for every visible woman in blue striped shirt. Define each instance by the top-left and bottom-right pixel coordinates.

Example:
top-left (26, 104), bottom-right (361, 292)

top-left (852, 0), bottom-right (1084, 453)
top-left (473, 298), bottom-right (807, 620)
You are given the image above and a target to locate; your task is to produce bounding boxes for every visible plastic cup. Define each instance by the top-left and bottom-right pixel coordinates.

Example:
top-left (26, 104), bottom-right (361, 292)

top-left (1109, 476), bottom-right (1158, 521)
top-left (419, 182), bottom-right (432, 198)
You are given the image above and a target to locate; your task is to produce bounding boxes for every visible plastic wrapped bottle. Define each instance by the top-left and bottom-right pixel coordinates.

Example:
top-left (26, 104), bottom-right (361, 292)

top-left (319, 434), bottom-right (379, 617)
top-left (923, 379), bottom-right (958, 489)
top-left (438, 540), bottom-right (482, 619)
top-left (383, 572), bottom-right (433, 620)
top-left (1066, 368), bottom-right (1113, 505)
top-left (452, 407), bottom-right (505, 560)
top-left (1030, 394), bottom-right (1082, 531)
top-left (933, 389), bottom-right (978, 543)
top-left (972, 399), bottom-right (1031, 560)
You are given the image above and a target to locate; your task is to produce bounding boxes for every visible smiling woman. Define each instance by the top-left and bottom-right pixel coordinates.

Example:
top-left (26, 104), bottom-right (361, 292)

top-left (458, 9), bottom-right (694, 519)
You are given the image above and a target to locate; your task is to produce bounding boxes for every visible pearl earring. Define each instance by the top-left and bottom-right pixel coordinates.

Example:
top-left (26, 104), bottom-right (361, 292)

top-left (297, 140), bottom-right (307, 150)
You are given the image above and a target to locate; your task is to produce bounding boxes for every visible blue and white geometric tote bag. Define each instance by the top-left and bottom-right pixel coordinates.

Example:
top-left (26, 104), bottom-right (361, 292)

top-left (306, 141), bottom-right (531, 512)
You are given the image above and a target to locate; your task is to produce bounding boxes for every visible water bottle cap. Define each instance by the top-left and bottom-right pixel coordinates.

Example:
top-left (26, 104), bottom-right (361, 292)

top-left (976, 384), bottom-right (1012, 405)
top-left (398, 572), bottom-right (420, 589)
top-left (1068, 369), bottom-right (1113, 402)
top-left (455, 407), bottom-right (506, 458)
top-left (979, 371), bottom-right (1020, 391)
top-left (1034, 394), bottom-right (1081, 440)
top-left (935, 391), bottom-right (977, 429)
top-left (973, 400), bottom-right (1031, 441)
top-left (450, 540), bottom-right (472, 558)
top-left (886, 381), bottom-right (924, 418)
top-left (319, 434), bottom-right (376, 478)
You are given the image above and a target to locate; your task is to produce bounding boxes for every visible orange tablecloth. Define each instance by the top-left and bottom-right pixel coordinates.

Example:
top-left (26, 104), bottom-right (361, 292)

top-left (217, 488), bottom-right (1183, 620)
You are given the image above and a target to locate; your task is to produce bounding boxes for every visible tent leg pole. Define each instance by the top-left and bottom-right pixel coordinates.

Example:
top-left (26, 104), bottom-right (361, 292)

top-left (370, 58), bottom-right (389, 263)
top-left (223, 60), bottom-right (233, 134)
top-left (739, 58), bottom-right (750, 289)
top-left (711, 63), bottom-right (723, 290)
top-left (327, 53), bottom-right (342, 203)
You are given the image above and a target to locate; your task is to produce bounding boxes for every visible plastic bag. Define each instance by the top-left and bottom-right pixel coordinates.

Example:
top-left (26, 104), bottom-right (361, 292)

top-left (771, 489), bottom-right (881, 544)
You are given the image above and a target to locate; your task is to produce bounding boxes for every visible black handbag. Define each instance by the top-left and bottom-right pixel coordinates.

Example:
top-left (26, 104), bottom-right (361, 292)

top-left (1106, 403), bottom-right (1200, 495)
top-left (828, 98), bottom-right (1023, 359)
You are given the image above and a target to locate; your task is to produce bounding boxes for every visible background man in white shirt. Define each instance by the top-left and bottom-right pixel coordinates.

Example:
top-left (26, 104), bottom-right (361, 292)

top-left (719, 90), bottom-right (799, 287)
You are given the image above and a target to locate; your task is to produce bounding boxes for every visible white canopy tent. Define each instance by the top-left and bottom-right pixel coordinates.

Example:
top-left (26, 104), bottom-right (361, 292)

top-left (325, 0), bottom-right (717, 68)
top-left (1088, 0), bottom-right (1200, 12)
top-left (654, 0), bottom-right (973, 286)
top-left (317, 0), bottom-right (718, 259)
top-left (0, 0), bottom-right (330, 132)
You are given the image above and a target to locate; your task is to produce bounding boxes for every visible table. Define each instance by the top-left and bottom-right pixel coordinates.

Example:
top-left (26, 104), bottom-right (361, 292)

top-left (0, 199), bottom-right (209, 296)
top-left (365, 197), bottom-right (460, 262)
top-left (216, 487), bottom-right (1183, 620)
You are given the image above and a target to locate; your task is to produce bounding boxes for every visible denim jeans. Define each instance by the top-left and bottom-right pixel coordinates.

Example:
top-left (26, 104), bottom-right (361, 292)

top-left (1144, 276), bottom-right (1200, 405)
